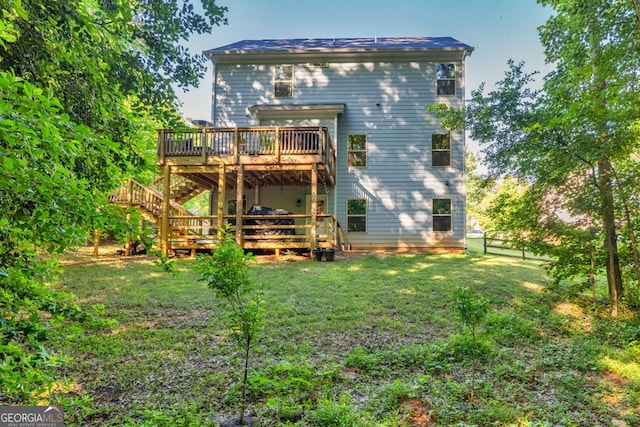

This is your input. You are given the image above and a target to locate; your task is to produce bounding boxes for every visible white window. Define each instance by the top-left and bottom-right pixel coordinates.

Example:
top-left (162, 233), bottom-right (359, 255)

top-left (274, 65), bottom-right (293, 98)
top-left (347, 134), bottom-right (367, 167)
top-left (347, 199), bottom-right (367, 232)
top-left (433, 199), bottom-right (452, 231)
top-left (436, 64), bottom-right (455, 96)
top-left (432, 133), bottom-right (451, 167)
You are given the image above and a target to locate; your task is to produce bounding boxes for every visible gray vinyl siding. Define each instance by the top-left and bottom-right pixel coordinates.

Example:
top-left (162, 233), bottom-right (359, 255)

top-left (212, 59), bottom-right (466, 249)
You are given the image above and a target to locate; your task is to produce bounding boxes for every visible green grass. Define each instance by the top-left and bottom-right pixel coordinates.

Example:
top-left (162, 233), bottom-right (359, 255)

top-left (49, 245), bottom-right (640, 426)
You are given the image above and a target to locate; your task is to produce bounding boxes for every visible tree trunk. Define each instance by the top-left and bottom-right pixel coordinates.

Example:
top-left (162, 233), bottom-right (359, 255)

top-left (589, 22), bottom-right (623, 316)
top-left (613, 168), bottom-right (640, 288)
top-left (598, 157), bottom-right (623, 316)
top-left (590, 244), bottom-right (596, 314)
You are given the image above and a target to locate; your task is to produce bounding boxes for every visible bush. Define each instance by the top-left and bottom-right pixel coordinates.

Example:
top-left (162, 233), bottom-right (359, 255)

top-left (0, 261), bottom-right (104, 403)
top-left (308, 394), bottom-right (360, 427)
top-left (195, 224), bottom-right (264, 424)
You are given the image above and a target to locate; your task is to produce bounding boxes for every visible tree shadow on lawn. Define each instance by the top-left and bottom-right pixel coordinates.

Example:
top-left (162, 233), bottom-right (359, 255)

top-left (53, 249), bottom-right (640, 426)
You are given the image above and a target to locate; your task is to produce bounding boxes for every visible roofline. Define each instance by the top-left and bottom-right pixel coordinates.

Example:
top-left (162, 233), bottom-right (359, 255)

top-left (205, 48), bottom-right (473, 64)
top-left (203, 38), bottom-right (474, 63)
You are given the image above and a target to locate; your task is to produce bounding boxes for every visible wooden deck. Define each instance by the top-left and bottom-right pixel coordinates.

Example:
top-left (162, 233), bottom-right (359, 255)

top-left (157, 126), bottom-right (336, 188)
top-left (168, 214), bottom-right (337, 252)
top-left (109, 179), bottom-right (339, 255)
top-left (109, 126), bottom-right (338, 256)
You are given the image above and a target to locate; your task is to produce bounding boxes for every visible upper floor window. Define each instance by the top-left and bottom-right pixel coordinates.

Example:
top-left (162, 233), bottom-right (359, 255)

top-left (436, 64), bottom-right (455, 96)
top-left (347, 134), bottom-right (367, 167)
top-left (432, 133), bottom-right (451, 167)
top-left (347, 199), bottom-right (367, 232)
top-left (274, 65), bottom-right (294, 98)
top-left (433, 199), bottom-right (452, 231)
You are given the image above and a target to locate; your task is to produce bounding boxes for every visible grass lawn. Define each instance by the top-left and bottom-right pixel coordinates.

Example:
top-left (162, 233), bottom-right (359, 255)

top-left (50, 241), bottom-right (640, 426)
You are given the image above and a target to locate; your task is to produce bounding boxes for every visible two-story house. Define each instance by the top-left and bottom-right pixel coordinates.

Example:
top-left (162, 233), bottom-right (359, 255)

top-left (111, 37), bottom-right (473, 255)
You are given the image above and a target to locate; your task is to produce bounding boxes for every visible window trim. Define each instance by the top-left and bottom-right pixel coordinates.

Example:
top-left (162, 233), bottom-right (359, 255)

top-left (346, 198), bottom-right (367, 233)
top-left (431, 133), bottom-right (451, 167)
top-left (432, 198), bottom-right (452, 232)
top-left (436, 63), bottom-right (456, 96)
top-left (347, 134), bottom-right (367, 168)
top-left (274, 64), bottom-right (294, 98)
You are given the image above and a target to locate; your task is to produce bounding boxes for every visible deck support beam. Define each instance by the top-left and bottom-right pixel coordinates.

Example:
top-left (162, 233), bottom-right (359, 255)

top-left (235, 165), bottom-right (244, 246)
top-left (93, 229), bottom-right (100, 257)
top-left (310, 163), bottom-right (318, 251)
top-left (160, 164), bottom-right (171, 256)
top-left (216, 163), bottom-right (226, 240)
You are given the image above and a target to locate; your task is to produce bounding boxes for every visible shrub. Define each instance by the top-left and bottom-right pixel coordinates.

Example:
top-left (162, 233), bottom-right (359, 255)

top-left (308, 394), bottom-right (360, 427)
top-left (196, 224), bottom-right (264, 424)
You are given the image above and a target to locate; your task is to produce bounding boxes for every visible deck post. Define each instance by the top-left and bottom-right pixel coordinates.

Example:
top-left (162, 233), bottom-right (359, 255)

top-left (158, 129), bottom-right (166, 165)
top-left (275, 126), bottom-right (281, 162)
top-left (235, 165), bottom-right (244, 246)
top-left (310, 164), bottom-right (318, 252)
top-left (160, 164), bottom-right (171, 256)
top-left (217, 163), bottom-right (226, 240)
top-left (127, 178), bottom-right (133, 204)
top-left (201, 128), bottom-right (208, 165)
top-left (93, 229), bottom-right (100, 257)
top-left (233, 128), bottom-right (239, 164)
top-left (318, 127), bottom-right (324, 161)
top-left (125, 212), bottom-right (131, 256)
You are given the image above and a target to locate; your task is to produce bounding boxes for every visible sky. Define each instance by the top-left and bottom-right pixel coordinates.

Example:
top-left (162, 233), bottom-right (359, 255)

top-left (176, 0), bottom-right (555, 123)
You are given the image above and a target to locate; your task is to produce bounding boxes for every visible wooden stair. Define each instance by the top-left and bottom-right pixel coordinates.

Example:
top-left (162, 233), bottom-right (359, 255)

top-left (108, 178), bottom-right (208, 236)
top-left (149, 175), bottom-right (206, 205)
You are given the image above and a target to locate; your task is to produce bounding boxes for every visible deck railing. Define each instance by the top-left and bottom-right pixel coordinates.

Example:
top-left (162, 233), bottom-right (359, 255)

top-left (158, 126), bottom-right (336, 175)
top-left (108, 179), bottom-right (198, 222)
top-left (109, 179), bottom-right (335, 252)
top-left (168, 214), bottom-right (336, 251)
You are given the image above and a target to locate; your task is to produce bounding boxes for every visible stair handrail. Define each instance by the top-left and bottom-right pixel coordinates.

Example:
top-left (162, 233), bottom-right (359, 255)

top-left (110, 178), bottom-right (191, 217)
top-left (109, 179), bottom-right (210, 236)
top-left (149, 175), bottom-right (192, 194)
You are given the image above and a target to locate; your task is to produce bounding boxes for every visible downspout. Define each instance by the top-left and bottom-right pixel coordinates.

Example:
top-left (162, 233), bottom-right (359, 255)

top-left (333, 117), bottom-right (339, 247)
top-left (461, 49), bottom-right (470, 247)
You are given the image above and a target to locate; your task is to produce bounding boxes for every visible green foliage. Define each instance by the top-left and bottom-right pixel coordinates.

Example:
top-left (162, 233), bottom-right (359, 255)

top-left (0, 262), bottom-right (108, 403)
top-left (196, 225), bottom-right (264, 423)
top-left (1, 0), bottom-right (228, 127)
top-left (119, 402), bottom-right (214, 427)
top-left (308, 394), bottom-right (361, 427)
top-left (462, 1), bottom-right (640, 312)
top-left (0, 0), bottom-right (228, 404)
top-left (197, 228), bottom-right (264, 352)
top-left (484, 312), bottom-right (539, 345)
top-left (247, 361), bottom-right (317, 400)
top-left (198, 228), bottom-right (253, 301)
top-left (464, 150), bottom-right (496, 231)
top-left (452, 287), bottom-right (490, 332)
top-left (451, 287), bottom-right (491, 402)
top-left (264, 396), bottom-right (304, 424)
top-left (343, 346), bottom-right (388, 374)
top-left (425, 103), bottom-right (466, 132)
top-left (54, 250), bottom-right (640, 424)
top-left (434, 333), bottom-right (494, 364)
top-left (373, 380), bottom-right (417, 416)
top-left (484, 178), bottom-right (538, 239)
top-left (344, 344), bottom-right (442, 377)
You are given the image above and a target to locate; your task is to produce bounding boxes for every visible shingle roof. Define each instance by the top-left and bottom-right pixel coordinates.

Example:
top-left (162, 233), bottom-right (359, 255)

top-left (205, 37), bottom-right (473, 55)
